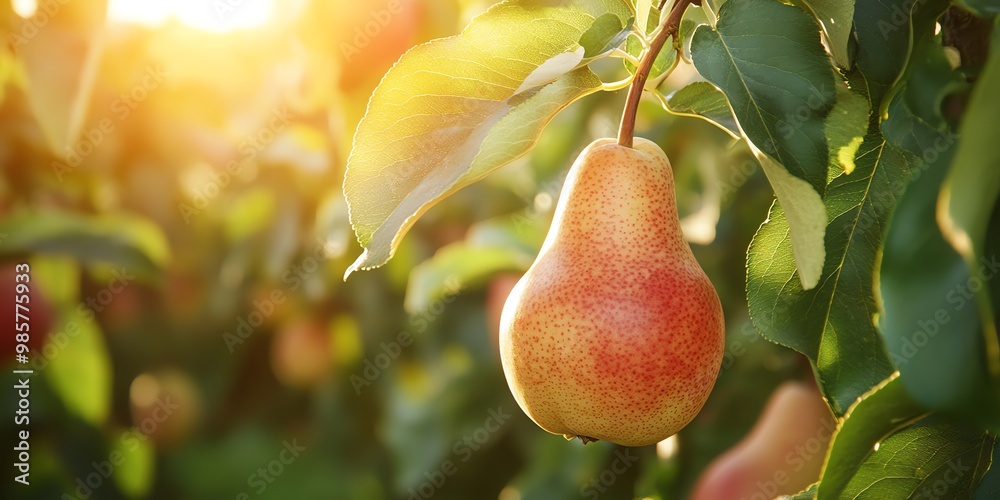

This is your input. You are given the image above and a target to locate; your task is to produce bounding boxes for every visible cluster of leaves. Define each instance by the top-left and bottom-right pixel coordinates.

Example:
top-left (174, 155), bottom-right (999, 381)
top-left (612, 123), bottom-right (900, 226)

top-left (2, 0), bottom-right (998, 496)
top-left (345, 0), bottom-right (1000, 497)
top-left (3, 1), bottom-right (780, 498)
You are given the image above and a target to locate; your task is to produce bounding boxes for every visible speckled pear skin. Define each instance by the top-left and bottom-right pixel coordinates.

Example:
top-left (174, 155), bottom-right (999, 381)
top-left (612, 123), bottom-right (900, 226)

top-left (499, 138), bottom-right (725, 447)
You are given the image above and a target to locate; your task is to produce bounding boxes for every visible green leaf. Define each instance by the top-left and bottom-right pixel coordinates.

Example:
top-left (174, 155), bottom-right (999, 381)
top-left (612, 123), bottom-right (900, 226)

top-left (975, 441), bottom-right (1000, 499)
top-left (879, 54), bottom-right (1000, 430)
top-left (961, 0), bottom-right (1000, 16)
top-left (662, 81), bottom-right (739, 138)
top-left (343, 0), bottom-right (632, 277)
top-left (937, 39), bottom-right (1000, 397)
top-left (853, 0), bottom-right (949, 108)
top-left (703, 0), bottom-right (728, 20)
top-left (691, 0), bottom-right (835, 194)
top-left (625, 14), bottom-right (698, 86)
top-left (940, 37), bottom-right (1000, 353)
top-left (987, 194), bottom-right (1000, 404)
top-left (43, 312), bottom-right (113, 426)
top-left (755, 151), bottom-right (826, 290)
top-left (109, 429), bottom-right (155, 498)
top-left (795, 0), bottom-right (855, 68)
top-left (405, 216), bottom-right (541, 313)
top-left (382, 350), bottom-right (508, 493)
top-left (580, 12), bottom-right (633, 57)
top-left (881, 36), bottom-right (965, 155)
top-left (15, 5), bottom-right (106, 156)
top-left (840, 417), bottom-right (994, 499)
top-left (29, 255), bottom-right (80, 305)
top-left (852, 0), bottom-right (911, 107)
top-left (779, 483), bottom-right (818, 500)
top-left (223, 187), bottom-right (277, 242)
top-left (825, 85), bottom-right (869, 175)
top-left (169, 428), bottom-right (371, 498)
top-left (510, 438), bottom-right (618, 498)
top-left (406, 246), bottom-right (529, 313)
top-left (816, 375), bottom-right (928, 500)
top-left (0, 210), bottom-right (170, 279)
top-left (747, 131), bottom-right (910, 414)
top-left (634, 0), bottom-right (653, 34)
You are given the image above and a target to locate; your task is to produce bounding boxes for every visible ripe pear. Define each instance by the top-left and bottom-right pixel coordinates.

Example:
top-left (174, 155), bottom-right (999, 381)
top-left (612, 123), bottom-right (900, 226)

top-left (499, 137), bottom-right (725, 447)
top-left (691, 381), bottom-right (834, 500)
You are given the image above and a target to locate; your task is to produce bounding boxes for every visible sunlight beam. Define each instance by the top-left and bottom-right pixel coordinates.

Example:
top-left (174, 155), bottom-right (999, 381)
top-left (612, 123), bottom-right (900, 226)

top-left (107, 0), bottom-right (274, 32)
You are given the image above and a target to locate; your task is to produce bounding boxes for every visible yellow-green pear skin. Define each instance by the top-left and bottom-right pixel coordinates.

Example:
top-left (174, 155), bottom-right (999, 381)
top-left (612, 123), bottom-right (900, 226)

top-left (499, 138), bottom-right (725, 447)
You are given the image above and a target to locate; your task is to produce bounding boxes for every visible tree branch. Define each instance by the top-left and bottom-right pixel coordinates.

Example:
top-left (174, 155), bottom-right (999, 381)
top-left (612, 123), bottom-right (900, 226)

top-left (618, 0), bottom-right (694, 148)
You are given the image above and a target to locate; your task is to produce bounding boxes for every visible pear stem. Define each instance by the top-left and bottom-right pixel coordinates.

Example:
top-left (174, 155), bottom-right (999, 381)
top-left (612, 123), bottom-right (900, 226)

top-left (617, 0), bottom-right (695, 148)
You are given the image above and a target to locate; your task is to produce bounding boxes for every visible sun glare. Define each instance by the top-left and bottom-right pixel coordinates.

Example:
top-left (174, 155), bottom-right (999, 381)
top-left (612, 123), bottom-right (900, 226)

top-left (107, 0), bottom-right (275, 32)
top-left (11, 0), bottom-right (37, 18)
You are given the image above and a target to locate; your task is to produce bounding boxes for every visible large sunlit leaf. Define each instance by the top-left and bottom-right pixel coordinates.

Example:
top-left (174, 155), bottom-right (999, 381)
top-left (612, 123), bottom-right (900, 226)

top-left (816, 375), bottom-right (928, 500)
top-left (796, 0), bottom-right (855, 69)
top-left (747, 130), bottom-right (910, 414)
top-left (691, 0), bottom-right (835, 194)
top-left (343, 0), bottom-right (632, 277)
top-left (0, 209), bottom-right (171, 279)
top-left (662, 81), bottom-right (739, 138)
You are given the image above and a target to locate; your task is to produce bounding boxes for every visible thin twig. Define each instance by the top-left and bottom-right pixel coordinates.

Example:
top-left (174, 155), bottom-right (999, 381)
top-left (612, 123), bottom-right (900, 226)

top-left (617, 0), bottom-right (694, 147)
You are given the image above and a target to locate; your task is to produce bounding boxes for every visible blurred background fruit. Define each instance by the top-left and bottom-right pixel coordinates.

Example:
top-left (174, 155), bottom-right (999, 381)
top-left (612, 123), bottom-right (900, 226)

top-left (335, 0), bottom-right (422, 91)
top-left (485, 272), bottom-right (521, 353)
top-left (128, 369), bottom-right (203, 447)
top-left (270, 317), bottom-right (333, 388)
top-left (1, 262), bottom-right (53, 360)
top-left (691, 380), bottom-right (835, 500)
